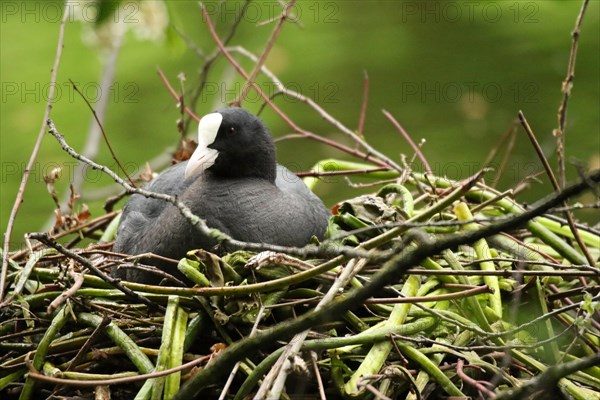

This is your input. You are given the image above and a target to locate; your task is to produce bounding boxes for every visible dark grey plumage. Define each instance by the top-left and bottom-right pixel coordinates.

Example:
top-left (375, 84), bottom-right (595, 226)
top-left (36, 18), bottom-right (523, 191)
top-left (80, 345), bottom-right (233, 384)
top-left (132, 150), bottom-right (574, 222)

top-left (113, 108), bottom-right (329, 284)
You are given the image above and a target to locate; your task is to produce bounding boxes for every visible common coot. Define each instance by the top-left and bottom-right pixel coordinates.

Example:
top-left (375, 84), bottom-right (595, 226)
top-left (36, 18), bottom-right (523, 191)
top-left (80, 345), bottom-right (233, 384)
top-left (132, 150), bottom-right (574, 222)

top-left (113, 107), bottom-right (330, 283)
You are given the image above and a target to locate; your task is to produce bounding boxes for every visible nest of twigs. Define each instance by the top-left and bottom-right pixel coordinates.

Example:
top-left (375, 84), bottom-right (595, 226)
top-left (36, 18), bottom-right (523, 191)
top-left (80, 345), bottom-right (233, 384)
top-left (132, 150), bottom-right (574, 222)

top-left (3, 2), bottom-right (599, 399)
top-left (1, 166), bottom-right (599, 400)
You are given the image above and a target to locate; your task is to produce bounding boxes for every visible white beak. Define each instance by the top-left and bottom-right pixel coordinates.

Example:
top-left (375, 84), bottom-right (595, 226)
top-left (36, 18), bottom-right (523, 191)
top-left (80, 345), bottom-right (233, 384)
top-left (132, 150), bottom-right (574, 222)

top-left (185, 113), bottom-right (223, 178)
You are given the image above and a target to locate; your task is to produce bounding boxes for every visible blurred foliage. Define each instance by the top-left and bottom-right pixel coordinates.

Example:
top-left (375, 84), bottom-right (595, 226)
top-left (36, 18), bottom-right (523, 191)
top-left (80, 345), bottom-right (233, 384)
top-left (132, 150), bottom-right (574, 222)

top-left (1, 0), bottom-right (599, 249)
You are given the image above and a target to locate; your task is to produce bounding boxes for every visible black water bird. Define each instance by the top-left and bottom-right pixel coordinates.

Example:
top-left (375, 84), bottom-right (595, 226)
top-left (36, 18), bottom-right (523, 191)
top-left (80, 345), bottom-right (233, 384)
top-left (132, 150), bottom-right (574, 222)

top-left (113, 108), bottom-right (330, 283)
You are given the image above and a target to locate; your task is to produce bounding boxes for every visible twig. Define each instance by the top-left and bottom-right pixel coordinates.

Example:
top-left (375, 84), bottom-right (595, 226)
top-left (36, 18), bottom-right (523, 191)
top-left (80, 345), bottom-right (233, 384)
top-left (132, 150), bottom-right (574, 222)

top-left (26, 353), bottom-right (212, 386)
top-left (28, 232), bottom-right (161, 310)
top-left (186, 0), bottom-right (251, 132)
top-left (310, 351), bottom-right (327, 400)
top-left (157, 68), bottom-right (200, 122)
top-left (232, 0), bottom-right (297, 106)
top-left (485, 120), bottom-right (519, 188)
top-left (553, 0), bottom-right (590, 187)
top-left (456, 359), bottom-right (496, 399)
top-left (177, 72), bottom-right (187, 136)
top-left (51, 29), bottom-right (127, 232)
top-left (495, 352), bottom-right (600, 400)
top-left (46, 264), bottom-right (85, 314)
top-left (400, 269), bottom-right (599, 278)
top-left (296, 166), bottom-right (390, 177)
top-left (364, 285), bottom-right (492, 304)
top-left (64, 315), bottom-right (110, 372)
top-left (219, 307), bottom-right (266, 400)
top-left (9, 212), bottom-right (118, 262)
top-left (357, 70), bottom-right (369, 138)
top-left (382, 109), bottom-right (432, 175)
top-left (519, 111), bottom-right (595, 270)
top-left (255, 256), bottom-right (368, 398)
top-left (69, 79), bottom-right (135, 187)
top-left (285, 285), bottom-right (495, 306)
top-left (394, 323), bottom-right (573, 352)
top-left (1, 4), bottom-right (69, 301)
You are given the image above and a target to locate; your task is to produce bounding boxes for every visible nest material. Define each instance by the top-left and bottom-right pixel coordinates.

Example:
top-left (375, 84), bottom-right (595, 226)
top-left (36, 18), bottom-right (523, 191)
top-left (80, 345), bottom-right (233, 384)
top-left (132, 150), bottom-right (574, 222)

top-left (1, 178), bottom-right (599, 400)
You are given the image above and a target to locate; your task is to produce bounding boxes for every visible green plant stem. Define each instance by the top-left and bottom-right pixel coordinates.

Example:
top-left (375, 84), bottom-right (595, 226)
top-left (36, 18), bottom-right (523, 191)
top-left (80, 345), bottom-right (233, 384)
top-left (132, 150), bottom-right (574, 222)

top-left (454, 202), bottom-right (503, 319)
top-left (19, 304), bottom-right (70, 400)
top-left (78, 312), bottom-right (154, 374)
top-left (396, 341), bottom-right (465, 397)
top-left (344, 274), bottom-right (421, 397)
top-left (165, 305), bottom-right (188, 399)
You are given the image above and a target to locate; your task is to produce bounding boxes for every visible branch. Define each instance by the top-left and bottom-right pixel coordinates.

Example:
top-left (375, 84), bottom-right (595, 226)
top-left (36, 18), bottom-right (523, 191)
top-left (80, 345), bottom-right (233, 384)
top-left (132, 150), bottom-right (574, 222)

top-left (495, 352), bottom-right (600, 400)
top-left (357, 70), bottom-right (369, 138)
top-left (69, 78), bottom-right (135, 187)
top-left (1, 5), bottom-right (70, 301)
top-left (28, 232), bottom-right (161, 310)
top-left (519, 111), bottom-right (595, 269)
top-left (26, 353), bottom-right (211, 387)
top-left (157, 68), bottom-right (200, 122)
top-left (232, 0), bottom-right (297, 106)
top-left (382, 109), bottom-right (432, 175)
top-left (553, 0), bottom-right (590, 187)
top-left (186, 0), bottom-right (251, 131)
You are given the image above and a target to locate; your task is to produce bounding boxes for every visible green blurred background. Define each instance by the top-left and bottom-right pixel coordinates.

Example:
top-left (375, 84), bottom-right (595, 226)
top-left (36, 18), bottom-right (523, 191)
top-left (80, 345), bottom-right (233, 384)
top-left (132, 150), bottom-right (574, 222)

top-left (1, 0), bottom-right (599, 250)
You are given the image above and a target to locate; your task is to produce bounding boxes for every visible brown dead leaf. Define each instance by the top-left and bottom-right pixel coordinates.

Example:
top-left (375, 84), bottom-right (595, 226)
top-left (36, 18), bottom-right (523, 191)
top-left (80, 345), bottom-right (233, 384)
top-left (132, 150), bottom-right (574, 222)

top-left (77, 204), bottom-right (91, 221)
top-left (173, 137), bottom-right (197, 163)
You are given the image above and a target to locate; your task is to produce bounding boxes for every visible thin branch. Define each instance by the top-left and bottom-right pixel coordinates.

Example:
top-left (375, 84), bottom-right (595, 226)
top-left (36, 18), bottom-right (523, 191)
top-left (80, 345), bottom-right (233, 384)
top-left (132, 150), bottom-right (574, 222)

top-left (28, 232), bottom-right (161, 310)
top-left (55, 28), bottom-right (125, 220)
top-left (495, 352), bottom-right (600, 400)
top-left (400, 269), bottom-right (599, 278)
top-left (553, 0), bottom-right (590, 187)
top-left (232, 0), bottom-right (297, 106)
top-left (26, 353), bottom-right (212, 387)
top-left (519, 111), bottom-right (595, 269)
top-left (456, 359), bottom-right (497, 399)
top-left (69, 79), bottom-right (135, 187)
top-left (382, 109), bottom-right (432, 175)
top-left (1, 5), bottom-right (69, 301)
top-left (46, 265), bottom-right (85, 314)
top-left (176, 72), bottom-right (187, 137)
top-left (186, 0), bottom-right (251, 132)
top-left (364, 285), bottom-right (492, 304)
top-left (357, 70), bottom-right (369, 139)
top-left (519, 111), bottom-right (561, 190)
top-left (157, 68), bottom-right (200, 122)
top-left (255, 257), bottom-right (367, 398)
top-left (296, 166), bottom-right (390, 177)
top-left (485, 120), bottom-right (519, 188)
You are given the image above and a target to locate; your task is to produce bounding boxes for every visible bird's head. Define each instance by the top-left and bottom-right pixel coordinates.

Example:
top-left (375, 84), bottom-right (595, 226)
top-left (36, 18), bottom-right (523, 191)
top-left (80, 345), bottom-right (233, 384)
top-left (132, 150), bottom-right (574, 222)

top-left (184, 108), bottom-right (277, 181)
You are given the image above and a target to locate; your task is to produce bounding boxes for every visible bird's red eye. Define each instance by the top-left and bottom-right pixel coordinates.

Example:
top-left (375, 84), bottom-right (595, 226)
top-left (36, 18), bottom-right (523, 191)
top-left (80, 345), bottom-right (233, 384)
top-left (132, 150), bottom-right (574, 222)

top-left (228, 127), bottom-right (236, 135)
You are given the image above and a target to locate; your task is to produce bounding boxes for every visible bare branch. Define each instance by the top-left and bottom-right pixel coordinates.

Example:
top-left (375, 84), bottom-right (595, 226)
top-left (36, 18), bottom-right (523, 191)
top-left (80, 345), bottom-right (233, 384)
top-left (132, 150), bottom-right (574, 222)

top-left (519, 110), bottom-right (595, 269)
top-left (28, 232), bottom-right (161, 310)
top-left (69, 79), bottom-right (135, 187)
top-left (233, 0), bottom-right (297, 106)
top-left (553, 0), bottom-right (590, 187)
top-left (382, 109), bottom-right (432, 175)
top-left (1, 5), bottom-right (70, 301)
